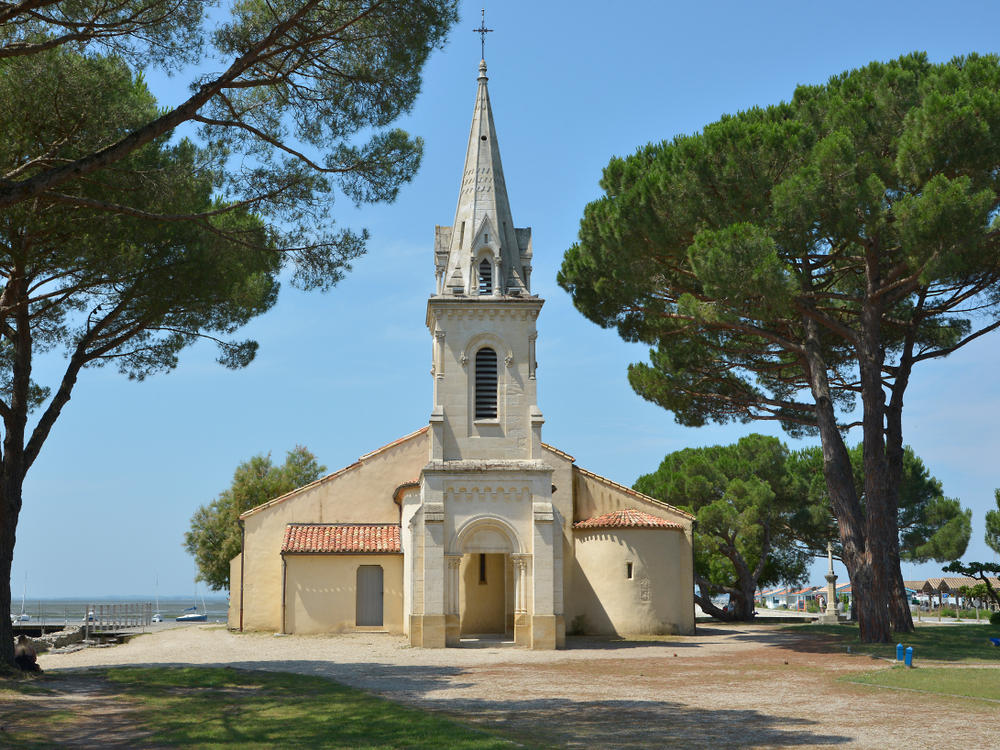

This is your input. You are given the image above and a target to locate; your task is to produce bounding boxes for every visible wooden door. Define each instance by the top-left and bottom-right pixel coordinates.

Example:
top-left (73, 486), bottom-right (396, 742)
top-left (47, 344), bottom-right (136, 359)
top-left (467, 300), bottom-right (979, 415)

top-left (356, 565), bottom-right (383, 626)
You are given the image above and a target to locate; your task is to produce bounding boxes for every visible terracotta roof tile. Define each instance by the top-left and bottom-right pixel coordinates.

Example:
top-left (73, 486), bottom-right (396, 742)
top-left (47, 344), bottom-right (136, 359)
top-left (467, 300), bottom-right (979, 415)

top-left (573, 508), bottom-right (683, 530)
top-left (282, 524), bottom-right (401, 554)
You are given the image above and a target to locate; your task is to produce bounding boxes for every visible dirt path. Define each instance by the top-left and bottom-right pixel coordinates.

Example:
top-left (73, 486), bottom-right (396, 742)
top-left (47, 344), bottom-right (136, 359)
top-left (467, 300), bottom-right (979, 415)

top-left (17, 624), bottom-right (1000, 748)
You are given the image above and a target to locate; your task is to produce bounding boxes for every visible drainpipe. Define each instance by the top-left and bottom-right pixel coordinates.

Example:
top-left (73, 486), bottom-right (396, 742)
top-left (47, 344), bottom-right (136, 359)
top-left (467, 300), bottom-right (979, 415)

top-left (239, 520), bottom-right (246, 632)
top-left (690, 518), bottom-right (697, 633)
top-left (280, 553), bottom-right (287, 635)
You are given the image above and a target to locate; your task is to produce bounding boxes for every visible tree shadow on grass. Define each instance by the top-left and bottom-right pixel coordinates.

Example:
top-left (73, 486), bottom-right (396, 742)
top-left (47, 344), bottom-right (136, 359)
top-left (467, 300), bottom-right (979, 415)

top-left (219, 660), bottom-right (850, 748)
top-left (438, 696), bottom-right (851, 749)
top-left (9, 662), bottom-right (855, 748)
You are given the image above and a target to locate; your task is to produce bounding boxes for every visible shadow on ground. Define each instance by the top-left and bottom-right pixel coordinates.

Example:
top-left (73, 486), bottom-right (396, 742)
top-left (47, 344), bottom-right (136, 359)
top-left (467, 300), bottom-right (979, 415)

top-left (37, 658), bottom-right (852, 748)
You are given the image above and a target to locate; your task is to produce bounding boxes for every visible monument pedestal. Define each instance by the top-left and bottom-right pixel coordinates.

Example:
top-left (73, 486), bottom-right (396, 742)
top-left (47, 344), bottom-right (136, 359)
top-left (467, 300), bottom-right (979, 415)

top-left (815, 551), bottom-right (844, 624)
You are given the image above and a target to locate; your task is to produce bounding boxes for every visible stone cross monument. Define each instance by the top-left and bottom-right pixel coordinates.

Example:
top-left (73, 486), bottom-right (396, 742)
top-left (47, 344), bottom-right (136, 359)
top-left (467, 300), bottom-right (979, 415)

top-left (817, 541), bottom-right (841, 623)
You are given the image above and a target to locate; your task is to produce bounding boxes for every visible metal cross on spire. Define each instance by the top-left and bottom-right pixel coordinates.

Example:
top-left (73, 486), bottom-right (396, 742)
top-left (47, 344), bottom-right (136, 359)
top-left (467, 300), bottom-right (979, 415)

top-left (473, 8), bottom-right (493, 60)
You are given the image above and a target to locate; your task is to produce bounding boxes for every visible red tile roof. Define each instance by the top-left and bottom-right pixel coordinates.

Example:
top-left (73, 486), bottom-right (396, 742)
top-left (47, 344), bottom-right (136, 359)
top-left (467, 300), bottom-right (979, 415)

top-left (282, 524), bottom-right (401, 554)
top-left (573, 508), bottom-right (683, 530)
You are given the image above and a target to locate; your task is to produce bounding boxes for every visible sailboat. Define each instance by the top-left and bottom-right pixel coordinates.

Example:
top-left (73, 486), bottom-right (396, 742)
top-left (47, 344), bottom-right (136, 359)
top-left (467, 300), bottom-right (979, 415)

top-left (14, 574), bottom-right (30, 621)
top-left (152, 574), bottom-right (163, 622)
top-left (176, 586), bottom-right (207, 622)
top-left (175, 606), bottom-right (207, 622)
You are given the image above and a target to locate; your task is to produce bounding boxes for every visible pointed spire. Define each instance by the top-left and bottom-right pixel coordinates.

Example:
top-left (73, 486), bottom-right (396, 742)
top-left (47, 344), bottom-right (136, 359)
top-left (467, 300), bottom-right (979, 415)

top-left (435, 60), bottom-right (531, 297)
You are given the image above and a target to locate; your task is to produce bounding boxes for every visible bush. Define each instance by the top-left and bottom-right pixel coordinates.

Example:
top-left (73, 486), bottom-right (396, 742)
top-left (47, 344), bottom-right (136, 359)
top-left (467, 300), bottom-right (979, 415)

top-left (990, 611), bottom-right (1000, 626)
top-left (805, 600), bottom-right (820, 613)
top-left (940, 607), bottom-right (957, 618)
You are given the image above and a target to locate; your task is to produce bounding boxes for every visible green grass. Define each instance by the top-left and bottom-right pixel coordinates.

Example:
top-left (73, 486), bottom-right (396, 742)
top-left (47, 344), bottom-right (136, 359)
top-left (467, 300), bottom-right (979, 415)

top-left (2, 667), bottom-right (531, 749)
top-left (785, 623), bottom-right (1000, 662)
top-left (845, 666), bottom-right (1000, 702)
top-left (115, 666), bottom-right (530, 749)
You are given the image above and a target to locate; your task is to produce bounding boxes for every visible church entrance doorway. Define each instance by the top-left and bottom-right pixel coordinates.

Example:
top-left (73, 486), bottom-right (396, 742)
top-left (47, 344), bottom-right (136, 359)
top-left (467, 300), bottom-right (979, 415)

top-left (356, 565), bottom-right (384, 627)
top-left (459, 552), bottom-right (508, 635)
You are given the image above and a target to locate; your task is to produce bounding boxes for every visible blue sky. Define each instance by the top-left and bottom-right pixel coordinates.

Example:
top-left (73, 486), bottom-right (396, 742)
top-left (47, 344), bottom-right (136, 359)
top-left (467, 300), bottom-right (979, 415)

top-left (12, 0), bottom-right (1000, 597)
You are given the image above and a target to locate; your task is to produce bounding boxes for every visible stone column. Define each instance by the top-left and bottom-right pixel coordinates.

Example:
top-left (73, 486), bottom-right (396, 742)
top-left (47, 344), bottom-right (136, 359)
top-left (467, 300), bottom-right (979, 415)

top-left (415, 503), bottom-right (446, 647)
top-left (530, 501), bottom-right (558, 649)
top-left (511, 554), bottom-right (530, 646)
top-left (445, 555), bottom-right (461, 646)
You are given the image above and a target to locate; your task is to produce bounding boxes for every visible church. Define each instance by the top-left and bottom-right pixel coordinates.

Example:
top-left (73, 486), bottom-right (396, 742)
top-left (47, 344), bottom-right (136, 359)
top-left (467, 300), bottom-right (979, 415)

top-left (228, 58), bottom-right (695, 649)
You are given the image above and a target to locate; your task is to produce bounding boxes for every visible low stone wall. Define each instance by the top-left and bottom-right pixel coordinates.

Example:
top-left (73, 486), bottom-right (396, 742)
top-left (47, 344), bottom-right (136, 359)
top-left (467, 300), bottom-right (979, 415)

top-left (16, 625), bottom-right (86, 654)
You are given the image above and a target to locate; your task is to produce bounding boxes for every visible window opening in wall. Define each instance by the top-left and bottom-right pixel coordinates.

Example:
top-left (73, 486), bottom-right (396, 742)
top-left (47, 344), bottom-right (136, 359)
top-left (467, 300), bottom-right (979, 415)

top-left (475, 347), bottom-right (498, 418)
top-left (478, 258), bottom-right (493, 295)
top-left (458, 221), bottom-right (466, 249)
top-left (626, 562), bottom-right (634, 580)
top-left (479, 553), bottom-right (487, 584)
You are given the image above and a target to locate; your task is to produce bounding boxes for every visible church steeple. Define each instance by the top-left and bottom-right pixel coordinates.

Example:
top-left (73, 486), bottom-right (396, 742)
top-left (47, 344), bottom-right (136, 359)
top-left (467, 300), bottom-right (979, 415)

top-left (434, 60), bottom-right (532, 297)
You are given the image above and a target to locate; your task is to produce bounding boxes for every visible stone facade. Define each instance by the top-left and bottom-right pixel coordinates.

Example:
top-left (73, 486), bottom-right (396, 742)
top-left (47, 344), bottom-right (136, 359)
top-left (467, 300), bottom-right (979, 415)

top-left (229, 59), bottom-right (695, 647)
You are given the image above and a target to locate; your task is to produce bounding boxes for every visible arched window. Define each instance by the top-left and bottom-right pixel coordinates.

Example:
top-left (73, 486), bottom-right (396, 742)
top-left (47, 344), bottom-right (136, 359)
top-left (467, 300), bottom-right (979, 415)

top-left (475, 347), bottom-right (498, 419)
top-left (478, 258), bottom-right (493, 295)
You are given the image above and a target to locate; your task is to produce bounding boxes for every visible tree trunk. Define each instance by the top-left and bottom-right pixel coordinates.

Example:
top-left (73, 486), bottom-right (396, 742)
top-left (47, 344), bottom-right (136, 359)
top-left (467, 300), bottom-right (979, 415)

top-left (1, 263), bottom-right (33, 667)
top-left (855, 248), bottom-right (899, 642)
top-left (0, 512), bottom-right (14, 668)
top-left (693, 581), bottom-right (735, 622)
top-left (0, 461), bottom-right (26, 668)
top-left (732, 559), bottom-right (758, 621)
top-left (888, 545), bottom-right (915, 632)
top-left (801, 315), bottom-right (891, 641)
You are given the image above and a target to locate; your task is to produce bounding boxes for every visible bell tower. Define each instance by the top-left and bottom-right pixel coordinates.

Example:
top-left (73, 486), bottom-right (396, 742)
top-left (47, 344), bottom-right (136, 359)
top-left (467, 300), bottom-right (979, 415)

top-left (404, 58), bottom-right (562, 650)
top-left (427, 58), bottom-right (543, 461)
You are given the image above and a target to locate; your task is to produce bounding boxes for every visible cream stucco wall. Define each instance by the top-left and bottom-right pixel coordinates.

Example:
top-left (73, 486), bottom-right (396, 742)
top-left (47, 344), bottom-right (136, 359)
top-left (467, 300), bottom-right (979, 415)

top-left (228, 553), bottom-right (242, 627)
top-left (572, 467), bottom-right (691, 527)
top-left (543, 444), bottom-right (576, 634)
top-left (283, 554), bottom-right (404, 635)
top-left (572, 527), bottom-right (695, 635)
top-left (569, 465), bottom-right (694, 636)
top-left (233, 428), bottom-right (695, 642)
top-left (233, 428), bottom-right (426, 632)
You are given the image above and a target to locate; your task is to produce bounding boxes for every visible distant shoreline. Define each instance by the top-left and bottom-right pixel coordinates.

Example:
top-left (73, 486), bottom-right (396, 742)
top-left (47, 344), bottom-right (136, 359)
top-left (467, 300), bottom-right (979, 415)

top-left (9, 594), bottom-right (230, 602)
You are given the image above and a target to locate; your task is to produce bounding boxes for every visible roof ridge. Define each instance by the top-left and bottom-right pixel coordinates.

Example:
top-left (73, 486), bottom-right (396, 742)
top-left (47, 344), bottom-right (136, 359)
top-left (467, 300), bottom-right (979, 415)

top-left (572, 465), bottom-right (694, 520)
top-left (241, 427), bottom-right (427, 519)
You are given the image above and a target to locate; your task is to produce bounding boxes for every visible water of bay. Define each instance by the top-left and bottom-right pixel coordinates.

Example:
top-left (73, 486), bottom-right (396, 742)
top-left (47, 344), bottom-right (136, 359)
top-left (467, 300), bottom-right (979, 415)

top-left (10, 595), bottom-right (229, 624)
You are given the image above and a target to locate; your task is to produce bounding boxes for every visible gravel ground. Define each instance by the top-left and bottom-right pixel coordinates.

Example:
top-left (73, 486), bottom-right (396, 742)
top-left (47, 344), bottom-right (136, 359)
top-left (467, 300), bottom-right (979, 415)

top-left (37, 623), bottom-right (1000, 749)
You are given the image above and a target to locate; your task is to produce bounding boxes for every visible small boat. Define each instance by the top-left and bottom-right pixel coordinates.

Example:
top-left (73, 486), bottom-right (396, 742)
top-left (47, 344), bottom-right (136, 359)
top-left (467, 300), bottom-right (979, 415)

top-left (152, 574), bottom-right (162, 622)
top-left (176, 605), bottom-right (207, 622)
top-left (15, 574), bottom-right (30, 621)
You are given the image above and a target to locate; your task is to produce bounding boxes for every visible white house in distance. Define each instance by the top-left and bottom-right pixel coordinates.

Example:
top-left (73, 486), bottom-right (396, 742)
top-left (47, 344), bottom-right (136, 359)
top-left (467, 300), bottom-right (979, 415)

top-left (227, 58), bottom-right (695, 649)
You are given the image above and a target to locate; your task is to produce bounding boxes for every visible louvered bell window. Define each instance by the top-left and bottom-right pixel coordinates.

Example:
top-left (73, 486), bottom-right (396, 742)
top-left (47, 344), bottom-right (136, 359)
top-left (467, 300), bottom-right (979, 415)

top-left (478, 258), bottom-right (493, 295)
top-left (475, 347), bottom-right (498, 419)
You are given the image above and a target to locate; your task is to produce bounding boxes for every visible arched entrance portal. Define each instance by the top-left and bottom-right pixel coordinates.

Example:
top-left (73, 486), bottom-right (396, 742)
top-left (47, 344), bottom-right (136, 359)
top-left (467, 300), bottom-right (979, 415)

top-left (460, 552), bottom-right (507, 635)
top-left (446, 517), bottom-right (528, 645)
